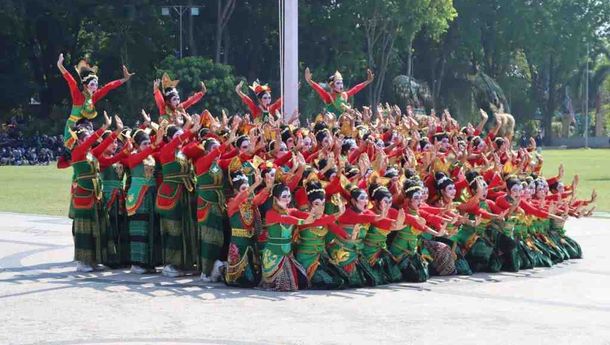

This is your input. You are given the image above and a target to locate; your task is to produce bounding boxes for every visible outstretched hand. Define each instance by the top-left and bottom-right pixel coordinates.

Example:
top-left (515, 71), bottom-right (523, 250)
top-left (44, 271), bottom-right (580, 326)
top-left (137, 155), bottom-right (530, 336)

top-left (304, 67), bottom-right (312, 83)
top-left (235, 80), bottom-right (244, 94)
top-left (122, 65), bottom-right (135, 82)
top-left (114, 115), bottom-right (124, 133)
top-left (366, 69), bottom-right (375, 83)
top-left (103, 111), bottom-right (112, 129)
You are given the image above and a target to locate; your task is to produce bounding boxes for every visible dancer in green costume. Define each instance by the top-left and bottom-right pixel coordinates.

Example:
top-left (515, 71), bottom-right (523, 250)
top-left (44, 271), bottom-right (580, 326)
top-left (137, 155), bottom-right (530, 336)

top-left (362, 182), bottom-right (406, 284)
top-left (305, 67), bottom-right (374, 116)
top-left (126, 127), bottom-right (164, 274)
top-left (69, 114), bottom-right (112, 272)
top-left (261, 183), bottom-right (314, 291)
top-left (56, 53), bottom-right (132, 149)
top-left (224, 170), bottom-right (269, 287)
top-left (390, 179), bottom-right (445, 282)
top-left (156, 114), bottom-right (201, 277)
top-left (294, 181), bottom-right (350, 289)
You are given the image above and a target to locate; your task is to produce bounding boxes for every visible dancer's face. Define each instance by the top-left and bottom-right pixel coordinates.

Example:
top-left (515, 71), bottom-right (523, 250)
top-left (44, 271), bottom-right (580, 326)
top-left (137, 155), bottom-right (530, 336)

top-left (107, 139), bottom-right (118, 154)
top-left (510, 184), bottom-right (522, 199)
top-left (275, 190), bottom-right (292, 209)
top-left (139, 139), bottom-right (151, 151)
top-left (172, 128), bottom-right (184, 140)
top-left (443, 184), bottom-right (456, 200)
top-left (476, 180), bottom-right (488, 199)
top-left (303, 137), bottom-right (313, 151)
top-left (409, 191), bottom-right (424, 209)
top-left (170, 95), bottom-right (180, 108)
top-left (379, 196), bottom-right (392, 210)
top-left (353, 192), bottom-right (368, 212)
top-left (238, 182), bottom-right (250, 193)
top-left (278, 142), bottom-right (288, 155)
top-left (86, 79), bottom-right (98, 93)
top-left (321, 135), bottom-right (331, 149)
top-left (260, 92), bottom-right (271, 106)
top-left (311, 198), bottom-right (325, 209)
top-left (239, 139), bottom-right (250, 154)
top-left (286, 137), bottom-right (295, 150)
top-left (333, 79), bottom-right (344, 92)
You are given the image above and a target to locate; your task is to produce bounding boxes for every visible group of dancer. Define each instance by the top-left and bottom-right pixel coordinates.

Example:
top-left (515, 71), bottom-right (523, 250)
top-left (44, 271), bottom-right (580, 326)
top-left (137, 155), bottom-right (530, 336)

top-left (57, 53), bottom-right (596, 291)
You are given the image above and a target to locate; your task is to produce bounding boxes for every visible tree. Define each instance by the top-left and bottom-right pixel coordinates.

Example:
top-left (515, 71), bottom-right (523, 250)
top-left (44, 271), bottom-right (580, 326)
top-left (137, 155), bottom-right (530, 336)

top-left (215, 0), bottom-right (236, 64)
top-left (343, 0), bottom-right (457, 112)
top-left (517, 0), bottom-right (610, 144)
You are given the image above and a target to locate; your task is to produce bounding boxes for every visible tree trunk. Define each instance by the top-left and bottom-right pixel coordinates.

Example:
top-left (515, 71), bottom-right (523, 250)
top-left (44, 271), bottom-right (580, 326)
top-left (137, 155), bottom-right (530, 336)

top-left (188, 0), bottom-right (197, 56)
top-left (222, 29), bottom-right (230, 65)
top-left (595, 92), bottom-right (604, 136)
top-left (215, 0), bottom-right (222, 63)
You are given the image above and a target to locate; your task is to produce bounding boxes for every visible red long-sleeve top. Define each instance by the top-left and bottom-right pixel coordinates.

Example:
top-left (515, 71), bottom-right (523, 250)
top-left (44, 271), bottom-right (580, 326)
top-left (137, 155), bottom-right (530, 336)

top-left (239, 94), bottom-right (282, 120)
top-left (309, 80), bottom-right (368, 105)
top-left (154, 88), bottom-right (204, 117)
top-left (158, 131), bottom-right (193, 164)
top-left (91, 132), bottom-right (129, 171)
top-left (71, 128), bottom-right (105, 162)
top-left (298, 214), bottom-right (349, 239)
top-left (227, 188), bottom-right (271, 217)
top-left (265, 208), bottom-right (310, 225)
top-left (62, 71), bottom-right (124, 106)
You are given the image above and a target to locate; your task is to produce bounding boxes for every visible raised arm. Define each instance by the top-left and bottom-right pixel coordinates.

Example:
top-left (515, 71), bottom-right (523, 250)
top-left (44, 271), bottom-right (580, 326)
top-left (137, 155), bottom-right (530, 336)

top-left (305, 67), bottom-right (332, 104)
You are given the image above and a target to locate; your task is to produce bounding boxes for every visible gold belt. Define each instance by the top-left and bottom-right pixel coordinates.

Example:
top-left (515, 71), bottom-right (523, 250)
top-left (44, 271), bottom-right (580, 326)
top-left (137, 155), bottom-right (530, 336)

top-left (231, 228), bottom-right (253, 238)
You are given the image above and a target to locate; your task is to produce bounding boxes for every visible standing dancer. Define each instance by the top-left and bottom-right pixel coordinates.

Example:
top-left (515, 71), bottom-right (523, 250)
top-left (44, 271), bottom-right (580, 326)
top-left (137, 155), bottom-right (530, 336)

top-left (156, 114), bottom-right (201, 277)
top-left (70, 113), bottom-right (112, 272)
top-left (235, 80), bottom-right (282, 123)
top-left (153, 73), bottom-right (206, 124)
top-left (304, 67), bottom-right (374, 116)
top-left (126, 125), bottom-right (165, 274)
top-left (57, 53), bottom-right (133, 150)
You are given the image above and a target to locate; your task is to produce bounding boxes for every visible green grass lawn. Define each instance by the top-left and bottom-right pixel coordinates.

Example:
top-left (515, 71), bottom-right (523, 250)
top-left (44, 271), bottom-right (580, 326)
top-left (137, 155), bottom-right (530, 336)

top-left (0, 165), bottom-right (72, 216)
top-left (0, 148), bottom-right (608, 216)
top-left (539, 149), bottom-right (610, 213)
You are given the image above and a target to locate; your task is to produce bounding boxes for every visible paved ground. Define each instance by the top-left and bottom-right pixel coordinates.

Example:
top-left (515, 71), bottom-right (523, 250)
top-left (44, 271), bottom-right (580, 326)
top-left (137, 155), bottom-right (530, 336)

top-left (1, 212), bottom-right (609, 345)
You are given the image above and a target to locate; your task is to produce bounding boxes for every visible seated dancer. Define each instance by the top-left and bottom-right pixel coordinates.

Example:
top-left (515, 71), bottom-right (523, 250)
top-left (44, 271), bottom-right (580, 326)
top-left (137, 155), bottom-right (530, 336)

top-left (294, 180), bottom-right (350, 289)
top-left (362, 182), bottom-right (406, 284)
top-left (153, 73), bottom-right (206, 124)
top-left (57, 53), bottom-right (133, 150)
top-left (329, 186), bottom-right (391, 287)
top-left (390, 179), bottom-right (446, 282)
top-left (261, 183), bottom-right (315, 291)
top-left (304, 67), bottom-right (374, 116)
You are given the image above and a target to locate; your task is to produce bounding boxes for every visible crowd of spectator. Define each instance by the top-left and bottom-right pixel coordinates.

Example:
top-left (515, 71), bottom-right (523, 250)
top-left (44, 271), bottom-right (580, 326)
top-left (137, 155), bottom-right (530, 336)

top-left (1, 117), bottom-right (65, 166)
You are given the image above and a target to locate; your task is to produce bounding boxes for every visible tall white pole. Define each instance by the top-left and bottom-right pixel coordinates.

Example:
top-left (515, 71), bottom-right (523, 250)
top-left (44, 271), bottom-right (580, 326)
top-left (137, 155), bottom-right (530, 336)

top-left (282, 0), bottom-right (298, 123)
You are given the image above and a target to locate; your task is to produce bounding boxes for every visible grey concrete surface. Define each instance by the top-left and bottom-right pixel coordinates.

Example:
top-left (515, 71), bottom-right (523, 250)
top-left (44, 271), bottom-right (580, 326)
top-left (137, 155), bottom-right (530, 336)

top-left (0, 212), bottom-right (609, 345)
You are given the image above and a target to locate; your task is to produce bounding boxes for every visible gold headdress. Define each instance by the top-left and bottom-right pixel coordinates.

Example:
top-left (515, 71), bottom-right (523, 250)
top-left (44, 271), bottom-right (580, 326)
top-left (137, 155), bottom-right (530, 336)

top-left (329, 71), bottom-right (343, 84)
top-left (249, 80), bottom-right (271, 95)
top-left (161, 73), bottom-right (180, 94)
top-left (74, 60), bottom-right (98, 83)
